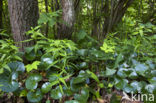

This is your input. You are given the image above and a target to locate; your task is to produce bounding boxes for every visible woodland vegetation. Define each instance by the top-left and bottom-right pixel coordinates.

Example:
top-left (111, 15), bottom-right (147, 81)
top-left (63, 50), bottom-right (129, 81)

top-left (0, 0), bottom-right (155, 103)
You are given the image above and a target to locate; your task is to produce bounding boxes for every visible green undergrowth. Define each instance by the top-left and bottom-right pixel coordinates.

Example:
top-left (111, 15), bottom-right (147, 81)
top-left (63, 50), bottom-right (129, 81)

top-left (0, 23), bottom-right (155, 103)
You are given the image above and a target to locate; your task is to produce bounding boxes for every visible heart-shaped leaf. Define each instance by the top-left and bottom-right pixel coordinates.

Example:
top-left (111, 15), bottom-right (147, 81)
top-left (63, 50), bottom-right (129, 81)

top-left (70, 78), bottom-right (85, 92)
top-left (129, 71), bottom-right (138, 79)
top-left (145, 84), bottom-right (156, 93)
top-left (25, 74), bottom-right (42, 90)
top-left (105, 68), bottom-right (116, 76)
top-left (115, 79), bottom-right (128, 90)
top-left (50, 87), bottom-right (63, 99)
top-left (74, 88), bottom-right (89, 103)
top-left (41, 82), bottom-right (51, 93)
top-left (117, 68), bottom-right (127, 78)
top-left (0, 80), bottom-right (19, 92)
top-left (8, 62), bottom-right (25, 73)
top-left (135, 63), bottom-right (148, 76)
top-left (149, 77), bottom-right (156, 85)
top-left (27, 89), bottom-right (43, 102)
top-left (130, 81), bottom-right (143, 93)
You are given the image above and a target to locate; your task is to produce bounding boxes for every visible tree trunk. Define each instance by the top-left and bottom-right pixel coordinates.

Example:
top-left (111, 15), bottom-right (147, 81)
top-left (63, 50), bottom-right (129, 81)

top-left (0, 0), bottom-right (3, 31)
top-left (102, 0), bottom-right (134, 37)
top-left (7, 0), bottom-right (39, 51)
top-left (45, 0), bottom-right (49, 36)
top-left (92, 0), bottom-right (98, 37)
top-left (57, 0), bottom-right (75, 39)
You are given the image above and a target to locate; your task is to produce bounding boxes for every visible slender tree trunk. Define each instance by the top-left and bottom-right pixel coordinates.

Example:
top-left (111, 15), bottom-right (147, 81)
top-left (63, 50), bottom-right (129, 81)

top-left (7, 0), bottom-right (39, 51)
top-left (57, 0), bottom-right (75, 39)
top-left (0, 0), bottom-right (3, 39)
top-left (45, 0), bottom-right (49, 36)
top-left (92, 0), bottom-right (98, 37)
top-left (0, 0), bottom-right (3, 31)
top-left (102, 0), bottom-right (134, 37)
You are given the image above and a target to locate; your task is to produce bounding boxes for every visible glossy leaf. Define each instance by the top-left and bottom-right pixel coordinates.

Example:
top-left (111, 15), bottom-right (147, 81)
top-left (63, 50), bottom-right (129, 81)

top-left (74, 88), bottom-right (89, 103)
top-left (135, 63), bottom-right (148, 75)
top-left (105, 68), bottom-right (116, 76)
top-left (8, 62), bottom-right (25, 73)
top-left (50, 87), bottom-right (63, 99)
top-left (27, 89), bottom-right (43, 102)
top-left (25, 74), bottom-right (42, 90)
top-left (130, 81), bottom-right (143, 93)
top-left (41, 82), bottom-right (51, 93)
top-left (65, 100), bottom-right (79, 103)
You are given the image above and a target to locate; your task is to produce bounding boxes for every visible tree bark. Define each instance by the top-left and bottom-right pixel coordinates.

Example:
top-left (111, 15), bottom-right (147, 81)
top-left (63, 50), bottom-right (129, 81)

top-left (45, 0), bottom-right (49, 36)
top-left (0, 0), bottom-right (3, 31)
top-left (102, 0), bottom-right (134, 37)
top-left (57, 0), bottom-right (75, 39)
top-left (7, 0), bottom-right (39, 51)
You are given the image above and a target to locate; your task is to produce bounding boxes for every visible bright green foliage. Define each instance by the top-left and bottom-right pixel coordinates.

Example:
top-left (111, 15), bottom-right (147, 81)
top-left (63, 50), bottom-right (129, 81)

top-left (0, 25), bottom-right (155, 102)
top-left (0, 39), bottom-right (22, 73)
top-left (38, 11), bottom-right (61, 27)
top-left (100, 39), bottom-right (116, 53)
top-left (26, 61), bottom-right (40, 72)
top-left (0, 3), bottom-right (156, 102)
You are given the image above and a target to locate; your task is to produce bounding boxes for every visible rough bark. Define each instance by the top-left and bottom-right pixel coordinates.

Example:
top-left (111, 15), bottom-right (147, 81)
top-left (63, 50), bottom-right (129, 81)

top-left (7, 0), bottom-right (39, 51)
top-left (57, 0), bottom-right (75, 39)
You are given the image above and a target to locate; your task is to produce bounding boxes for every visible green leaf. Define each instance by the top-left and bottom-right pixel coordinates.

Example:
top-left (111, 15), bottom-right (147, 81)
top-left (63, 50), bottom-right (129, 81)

top-left (41, 82), bottom-right (51, 93)
top-left (8, 62), bottom-right (25, 73)
top-left (0, 80), bottom-right (19, 92)
top-left (46, 100), bottom-right (51, 103)
top-left (11, 72), bottom-right (18, 80)
top-left (0, 62), bottom-right (25, 92)
top-left (129, 71), bottom-right (138, 79)
top-left (117, 68), bottom-right (127, 78)
top-left (38, 13), bottom-right (49, 24)
top-left (63, 86), bottom-right (73, 96)
top-left (25, 47), bottom-right (34, 53)
top-left (145, 84), bottom-right (156, 93)
top-left (149, 77), bottom-right (156, 85)
top-left (72, 77), bottom-right (86, 84)
top-left (50, 87), bottom-right (63, 99)
top-left (130, 81), bottom-right (143, 93)
top-left (49, 19), bottom-right (56, 27)
top-left (65, 100), bottom-right (79, 103)
top-left (86, 70), bottom-right (100, 83)
top-left (74, 88), bottom-right (89, 103)
top-left (79, 62), bottom-right (88, 69)
top-left (77, 30), bottom-right (87, 41)
top-left (25, 74), bottom-right (42, 90)
top-left (0, 68), bottom-right (4, 74)
top-left (77, 49), bottom-right (88, 56)
top-left (114, 53), bottom-right (123, 68)
top-left (26, 61), bottom-right (40, 72)
top-left (115, 79), bottom-right (128, 90)
top-left (151, 70), bottom-right (156, 76)
top-left (70, 78), bottom-right (85, 92)
top-left (41, 55), bottom-right (54, 69)
top-left (123, 84), bottom-right (134, 93)
top-left (27, 89), bottom-right (43, 102)
top-left (25, 51), bottom-right (36, 61)
top-left (105, 68), bottom-right (116, 76)
top-left (135, 63), bottom-right (148, 76)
